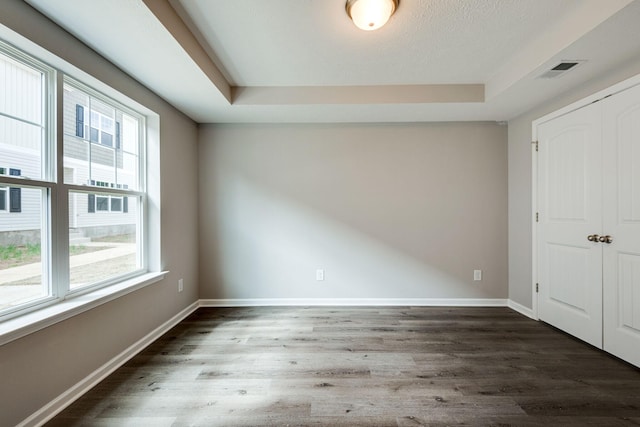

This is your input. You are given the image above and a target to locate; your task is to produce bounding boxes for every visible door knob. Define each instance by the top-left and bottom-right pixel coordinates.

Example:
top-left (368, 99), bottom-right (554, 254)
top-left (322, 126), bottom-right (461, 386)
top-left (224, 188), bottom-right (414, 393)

top-left (587, 234), bottom-right (599, 242)
top-left (598, 235), bottom-right (613, 244)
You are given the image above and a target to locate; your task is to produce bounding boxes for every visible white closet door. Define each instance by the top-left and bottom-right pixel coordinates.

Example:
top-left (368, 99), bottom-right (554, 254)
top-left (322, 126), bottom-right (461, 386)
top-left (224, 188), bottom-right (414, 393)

top-left (602, 84), bottom-right (640, 366)
top-left (537, 103), bottom-right (603, 348)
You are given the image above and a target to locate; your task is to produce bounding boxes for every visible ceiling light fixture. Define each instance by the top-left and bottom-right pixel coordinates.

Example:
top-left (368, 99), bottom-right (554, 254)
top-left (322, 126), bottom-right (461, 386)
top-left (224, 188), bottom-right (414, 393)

top-left (346, 0), bottom-right (399, 31)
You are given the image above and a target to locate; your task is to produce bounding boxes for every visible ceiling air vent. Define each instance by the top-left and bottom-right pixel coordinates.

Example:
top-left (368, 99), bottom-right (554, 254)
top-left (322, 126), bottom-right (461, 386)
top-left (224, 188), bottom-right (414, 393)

top-left (538, 60), bottom-right (586, 79)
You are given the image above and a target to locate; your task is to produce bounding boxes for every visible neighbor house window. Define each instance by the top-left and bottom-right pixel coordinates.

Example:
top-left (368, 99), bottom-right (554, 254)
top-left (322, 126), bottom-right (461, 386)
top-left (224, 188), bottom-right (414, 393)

top-left (8, 168), bottom-right (21, 213)
top-left (0, 168), bottom-right (6, 211)
top-left (110, 196), bottom-right (122, 212)
top-left (75, 102), bottom-right (121, 149)
top-left (96, 195), bottom-right (109, 211)
top-left (0, 40), bottom-right (148, 318)
top-left (90, 110), bottom-right (114, 147)
top-left (0, 174), bottom-right (18, 213)
top-left (0, 187), bottom-right (7, 211)
top-left (87, 194), bottom-right (125, 213)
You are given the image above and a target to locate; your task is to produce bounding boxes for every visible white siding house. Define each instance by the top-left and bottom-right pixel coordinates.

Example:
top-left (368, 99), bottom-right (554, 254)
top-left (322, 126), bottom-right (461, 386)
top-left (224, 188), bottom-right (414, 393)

top-left (0, 54), bottom-right (138, 245)
top-left (0, 51), bottom-right (42, 244)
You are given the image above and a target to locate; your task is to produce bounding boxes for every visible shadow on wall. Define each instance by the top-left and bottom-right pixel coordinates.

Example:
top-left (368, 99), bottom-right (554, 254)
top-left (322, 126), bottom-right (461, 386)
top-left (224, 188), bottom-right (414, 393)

top-left (199, 123), bottom-right (507, 300)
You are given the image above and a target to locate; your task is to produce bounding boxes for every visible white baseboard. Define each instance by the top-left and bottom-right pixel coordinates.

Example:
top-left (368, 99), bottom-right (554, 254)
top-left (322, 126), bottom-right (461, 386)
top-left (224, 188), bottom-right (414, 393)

top-left (508, 299), bottom-right (535, 319)
top-left (199, 298), bottom-right (509, 307)
top-left (19, 301), bottom-right (199, 427)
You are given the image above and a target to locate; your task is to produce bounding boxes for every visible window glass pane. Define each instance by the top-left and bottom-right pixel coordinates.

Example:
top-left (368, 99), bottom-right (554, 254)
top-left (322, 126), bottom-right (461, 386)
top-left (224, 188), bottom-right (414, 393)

top-left (96, 196), bottom-right (109, 211)
top-left (90, 111), bottom-right (99, 128)
top-left (101, 131), bottom-right (112, 147)
top-left (63, 86), bottom-right (90, 186)
top-left (90, 145), bottom-right (116, 186)
top-left (1, 42), bottom-right (147, 319)
top-left (122, 114), bottom-right (139, 155)
top-left (90, 127), bottom-right (99, 143)
top-left (0, 113), bottom-right (43, 181)
top-left (0, 187), bottom-right (48, 311)
top-left (101, 115), bottom-right (114, 134)
top-left (120, 153), bottom-right (138, 190)
top-left (91, 98), bottom-right (113, 121)
top-left (0, 51), bottom-right (43, 124)
top-left (110, 197), bottom-right (122, 212)
top-left (69, 192), bottom-right (140, 290)
top-left (64, 85), bottom-right (89, 138)
top-left (63, 83), bottom-right (140, 190)
top-left (1, 51), bottom-right (45, 182)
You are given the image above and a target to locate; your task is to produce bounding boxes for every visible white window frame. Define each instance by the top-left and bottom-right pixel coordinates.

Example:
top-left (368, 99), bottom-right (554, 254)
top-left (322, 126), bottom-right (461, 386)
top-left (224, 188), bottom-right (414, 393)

top-left (0, 41), bottom-right (55, 317)
top-left (0, 39), bottom-right (157, 325)
top-left (62, 78), bottom-right (147, 296)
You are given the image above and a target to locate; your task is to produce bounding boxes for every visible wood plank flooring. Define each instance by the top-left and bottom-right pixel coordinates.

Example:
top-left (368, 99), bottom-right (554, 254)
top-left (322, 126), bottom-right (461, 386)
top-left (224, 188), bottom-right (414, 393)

top-left (46, 307), bottom-right (640, 426)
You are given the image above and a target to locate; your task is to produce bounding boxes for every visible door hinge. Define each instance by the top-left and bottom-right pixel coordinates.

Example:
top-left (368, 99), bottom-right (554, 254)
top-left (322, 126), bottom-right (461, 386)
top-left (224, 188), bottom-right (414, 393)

top-left (536, 212), bottom-right (539, 222)
top-left (532, 140), bottom-right (539, 152)
top-left (536, 283), bottom-right (539, 293)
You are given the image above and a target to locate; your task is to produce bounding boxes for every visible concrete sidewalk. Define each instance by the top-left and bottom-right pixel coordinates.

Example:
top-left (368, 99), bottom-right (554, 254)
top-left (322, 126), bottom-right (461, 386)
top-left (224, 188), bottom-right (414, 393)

top-left (0, 243), bottom-right (136, 284)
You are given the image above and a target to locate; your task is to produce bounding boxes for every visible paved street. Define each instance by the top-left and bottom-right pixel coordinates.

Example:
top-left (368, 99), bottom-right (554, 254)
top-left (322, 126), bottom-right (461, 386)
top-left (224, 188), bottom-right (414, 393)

top-left (0, 242), bottom-right (136, 310)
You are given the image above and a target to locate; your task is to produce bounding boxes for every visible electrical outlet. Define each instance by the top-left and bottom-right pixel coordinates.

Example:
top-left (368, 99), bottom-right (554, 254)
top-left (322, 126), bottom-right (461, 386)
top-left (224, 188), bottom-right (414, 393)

top-left (316, 269), bottom-right (324, 281)
top-left (473, 270), bottom-right (482, 281)
top-left (178, 278), bottom-right (184, 292)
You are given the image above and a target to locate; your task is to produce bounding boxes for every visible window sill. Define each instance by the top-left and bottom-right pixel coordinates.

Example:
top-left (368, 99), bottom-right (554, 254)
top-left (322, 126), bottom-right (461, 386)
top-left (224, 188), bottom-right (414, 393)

top-left (0, 271), bottom-right (167, 347)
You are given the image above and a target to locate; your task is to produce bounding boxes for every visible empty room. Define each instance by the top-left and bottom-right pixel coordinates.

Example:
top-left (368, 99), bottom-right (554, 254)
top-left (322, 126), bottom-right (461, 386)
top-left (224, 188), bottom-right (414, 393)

top-left (1, 0), bottom-right (640, 425)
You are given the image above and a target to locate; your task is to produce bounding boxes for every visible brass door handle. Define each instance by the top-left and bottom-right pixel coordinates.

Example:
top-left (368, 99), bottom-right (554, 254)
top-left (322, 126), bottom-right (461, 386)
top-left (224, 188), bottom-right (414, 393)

top-left (587, 234), bottom-right (599, 242)
top-left (598, 235), bottom-right (613, 244)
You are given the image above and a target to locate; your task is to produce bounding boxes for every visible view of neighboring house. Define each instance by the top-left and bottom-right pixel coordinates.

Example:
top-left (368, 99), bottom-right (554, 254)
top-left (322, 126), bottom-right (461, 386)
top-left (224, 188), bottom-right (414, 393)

top-left (0, 51), bottom-right (138, 246)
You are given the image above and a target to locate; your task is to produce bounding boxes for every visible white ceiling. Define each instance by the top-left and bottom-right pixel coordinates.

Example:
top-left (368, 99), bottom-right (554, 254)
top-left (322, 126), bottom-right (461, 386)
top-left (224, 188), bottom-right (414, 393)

top-left (173, 0), bottom-right (580, 86)
top-left (25, 0), bottom-right (640, 123)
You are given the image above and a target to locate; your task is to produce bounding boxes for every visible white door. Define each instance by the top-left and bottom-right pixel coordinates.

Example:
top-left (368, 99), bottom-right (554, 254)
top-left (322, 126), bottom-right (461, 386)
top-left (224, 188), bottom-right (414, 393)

top-left (602, 84), bottom-right (640, 366)
top-left (537, 103), bottom-right (603, 348)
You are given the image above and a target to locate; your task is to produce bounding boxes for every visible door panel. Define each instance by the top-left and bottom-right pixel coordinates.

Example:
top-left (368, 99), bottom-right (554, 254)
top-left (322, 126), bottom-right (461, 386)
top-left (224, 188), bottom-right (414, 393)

top-left (603, 84), bottom-right (640, 367)
top-left (537, 103), bottom-right (603, 348)
top-left (547, 129), bottom-right (588, 221)
top-left (618, 254), bottom-right (640, 330)
top-left (547, 243), bottom-right (589, 312)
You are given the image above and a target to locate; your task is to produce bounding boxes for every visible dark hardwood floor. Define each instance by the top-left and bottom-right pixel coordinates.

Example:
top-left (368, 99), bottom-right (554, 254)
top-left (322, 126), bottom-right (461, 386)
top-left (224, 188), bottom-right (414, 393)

top-left (46, 307), bottom-right (640, 426)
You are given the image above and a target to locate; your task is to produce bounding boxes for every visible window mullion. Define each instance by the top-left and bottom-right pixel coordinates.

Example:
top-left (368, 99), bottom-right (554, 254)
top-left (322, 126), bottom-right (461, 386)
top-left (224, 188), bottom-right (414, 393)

top-left (53, 71), bottom-right (70, 298)
top-left (88, 97), bottom-right (93, 185)
top-left (113, 111), bottom-right (118, 187)
top-left (139, 193), bottom-right (146, 271)
top-left (138, 120), bottom-right (146, 271)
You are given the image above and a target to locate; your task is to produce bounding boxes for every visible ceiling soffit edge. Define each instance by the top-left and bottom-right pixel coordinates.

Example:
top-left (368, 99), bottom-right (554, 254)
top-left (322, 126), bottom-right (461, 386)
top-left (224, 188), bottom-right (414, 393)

top-left (232, 84), bottom-right (485, 105)
top-left (142, 0), bottom-right (232, 103)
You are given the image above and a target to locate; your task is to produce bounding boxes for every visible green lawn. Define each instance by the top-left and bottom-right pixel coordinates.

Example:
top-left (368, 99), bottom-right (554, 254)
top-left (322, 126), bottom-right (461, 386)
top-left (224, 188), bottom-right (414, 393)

top-left (0, 244), bottom-right (41, 269)
top-left (0, 244), bottom-right (106, 269)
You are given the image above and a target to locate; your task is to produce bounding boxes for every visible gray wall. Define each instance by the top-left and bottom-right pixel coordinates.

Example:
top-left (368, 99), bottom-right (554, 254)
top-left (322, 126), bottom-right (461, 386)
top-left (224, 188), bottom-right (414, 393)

top-left (508, 55), bottom-right (640, 310)
top-left (199, 122), bottom-right (507, 301)
top-left (0, 2), bottom-right (199, 426)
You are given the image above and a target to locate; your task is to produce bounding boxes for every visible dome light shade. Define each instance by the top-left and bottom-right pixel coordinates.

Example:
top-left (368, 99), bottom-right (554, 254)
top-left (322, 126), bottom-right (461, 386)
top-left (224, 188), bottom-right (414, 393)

top-left (346, 0), bottom-right (399, 31)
